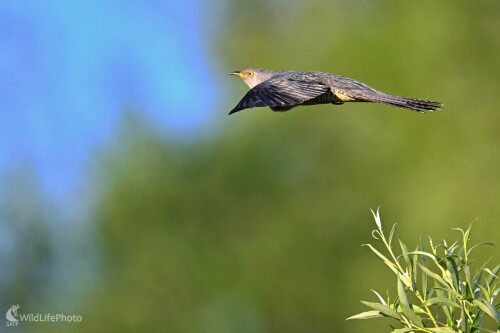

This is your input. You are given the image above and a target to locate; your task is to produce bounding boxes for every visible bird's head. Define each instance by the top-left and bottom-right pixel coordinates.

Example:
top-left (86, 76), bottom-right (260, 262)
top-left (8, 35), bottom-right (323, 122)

top-left (230, 68), bottom-right (275, 89)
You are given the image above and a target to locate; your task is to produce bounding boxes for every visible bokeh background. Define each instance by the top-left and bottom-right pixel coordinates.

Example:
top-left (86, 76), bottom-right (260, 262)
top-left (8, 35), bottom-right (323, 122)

top-left (1, 1), bottom-right (499, 332)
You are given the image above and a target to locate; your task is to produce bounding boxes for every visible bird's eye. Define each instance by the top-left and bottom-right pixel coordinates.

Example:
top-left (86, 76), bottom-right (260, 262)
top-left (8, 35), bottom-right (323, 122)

top-left (247, 70), bottom-right (254, 77)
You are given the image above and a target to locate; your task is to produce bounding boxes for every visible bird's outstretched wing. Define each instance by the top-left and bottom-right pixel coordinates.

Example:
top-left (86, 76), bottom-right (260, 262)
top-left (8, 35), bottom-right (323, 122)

top-left (229, 77), bottom-right (330, 115)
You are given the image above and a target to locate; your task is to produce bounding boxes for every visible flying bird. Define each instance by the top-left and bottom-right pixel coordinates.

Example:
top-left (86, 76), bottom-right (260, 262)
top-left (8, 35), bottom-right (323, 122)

top-left (229, 68), bottom-right (442, 115)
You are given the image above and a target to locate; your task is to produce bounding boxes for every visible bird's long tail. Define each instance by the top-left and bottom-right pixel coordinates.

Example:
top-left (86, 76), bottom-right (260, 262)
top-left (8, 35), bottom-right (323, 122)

top-left (364, 92), bottom-right (442, 112)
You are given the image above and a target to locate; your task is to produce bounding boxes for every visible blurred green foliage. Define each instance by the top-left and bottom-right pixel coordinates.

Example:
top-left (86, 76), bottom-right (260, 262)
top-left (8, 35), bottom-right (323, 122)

top-left (38, 0), bottom-right (500, 332)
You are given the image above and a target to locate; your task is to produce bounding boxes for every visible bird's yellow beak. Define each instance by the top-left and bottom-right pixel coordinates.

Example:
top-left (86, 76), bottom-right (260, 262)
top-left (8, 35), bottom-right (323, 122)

top-left (230, 71), bottom-right (243, 78)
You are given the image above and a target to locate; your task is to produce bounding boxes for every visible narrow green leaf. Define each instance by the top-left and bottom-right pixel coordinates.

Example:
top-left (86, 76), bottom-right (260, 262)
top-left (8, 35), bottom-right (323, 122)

top-left (361, 301), bottom-right (401, 320)
top-left (431, 287), bottom-right (462, 300)
top-left (482, 267), bottom-right (499, 280)
top-left (412, 246), bottom-right (418, 289)
top-left (434, 288), bottom-right (454, 324)
top-left (422, 270), bottom-right (428, 300)
top-left (385, 261), bottom-right (402, 276)
top-left (399, 240), bottom-right (411, 272)
top-left (442, 268), bottom-right (455, 288)
top-left (478, 284), bottom-right (491, 300)
top-left (362, 244), bottom-right (400, 275)
top-left (476, 257), bottom-right (495, 275)
top-left (445, 256), bottom-right (460, 290)
top-left (390, 328), bottom-right (416, 333)
top-left (371, 289), bottom-right (387, 305)
top-left (411, 250), bottom-right (449, 279)
top-left (445, 241), bottom-right (459, 256)
top-left (396, 276), bottom-right (424, 326)
top-left (407, 251), bottom-right (437, 261)
top-left (474, 271), bottom-right (484, 298)
top-left (473, 259), bottom-right (497, 293)
top-left (464, 223), bottom-right (473, 244)
top-left (427, 327), bottom-right (458, 332)
top-left (398, 276), bottom-right (409, 307)
top-left (491, 286), bottom-right (500, 300)
top-left (371, 208), bottom-right (382, 230)
top-left (418, 263), bottom-right (450, 287)
top-left (421, 241), bottom-right (428, 300)
top-left (463, 264), bottom-right (473, 296)
top-left (487, 264), bottom-right (500, 287)
top-left (362, 243), bottom-right (390, 263)
top-left (400, 304), bottom-right (424, 327)
top-left (488, 265), bottom-right (500, 288)
top-left (467, 242), bottom-right (495, 256)
top-left (421, 297), bottom-right (460, 308)
top-left (411, 304), bottom-right (428, 314)
top-left (473, 299), bottom-right (500, 323)
top-left (474, 328), bottom-right (500, 333)
top-left (398, 273), bottom-right (412, 289)
top-left (388, 223), bottom-right (397, 247)
top-left (346, 310), bottom-right (384, 320)
top-left (460, 305), bottom-right (467, 333)
top-left (428, 236), bottom-right (437, 255)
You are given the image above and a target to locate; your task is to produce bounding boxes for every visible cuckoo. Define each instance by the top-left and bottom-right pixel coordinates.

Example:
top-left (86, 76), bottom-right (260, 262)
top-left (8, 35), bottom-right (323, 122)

top-left (229, 68), bottom-right (442, 115)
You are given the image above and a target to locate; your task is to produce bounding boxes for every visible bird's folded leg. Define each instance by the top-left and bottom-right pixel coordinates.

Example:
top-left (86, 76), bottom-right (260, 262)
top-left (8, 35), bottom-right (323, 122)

top-left (270, 106), bottom-right (295, 112)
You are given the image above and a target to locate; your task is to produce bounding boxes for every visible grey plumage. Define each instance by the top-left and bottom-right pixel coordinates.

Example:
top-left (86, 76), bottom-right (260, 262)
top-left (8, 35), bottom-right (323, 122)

top-left (229, 68), bottom-right (442, 115)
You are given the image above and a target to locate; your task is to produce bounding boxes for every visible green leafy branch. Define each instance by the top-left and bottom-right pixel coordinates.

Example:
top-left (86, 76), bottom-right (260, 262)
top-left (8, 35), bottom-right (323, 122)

top-left (347, 209), bottom-right (500, 333)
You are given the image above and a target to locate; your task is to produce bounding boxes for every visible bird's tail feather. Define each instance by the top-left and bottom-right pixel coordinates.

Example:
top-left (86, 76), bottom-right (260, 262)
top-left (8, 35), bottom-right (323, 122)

top-left (364, 92), bottom-right (442, 112)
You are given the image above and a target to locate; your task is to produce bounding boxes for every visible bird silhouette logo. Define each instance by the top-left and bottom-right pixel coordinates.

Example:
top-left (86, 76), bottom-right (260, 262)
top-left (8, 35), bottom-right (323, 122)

top-left (6, 304), bottom-right (20, 323)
